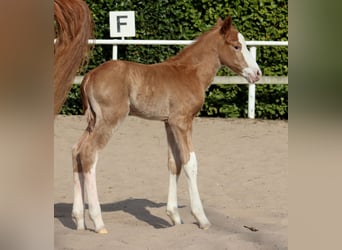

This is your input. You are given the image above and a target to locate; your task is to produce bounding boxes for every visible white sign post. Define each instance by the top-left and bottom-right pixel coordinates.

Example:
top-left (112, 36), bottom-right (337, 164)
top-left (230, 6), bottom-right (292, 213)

top-left (109, 11), bottom-right (136, 60)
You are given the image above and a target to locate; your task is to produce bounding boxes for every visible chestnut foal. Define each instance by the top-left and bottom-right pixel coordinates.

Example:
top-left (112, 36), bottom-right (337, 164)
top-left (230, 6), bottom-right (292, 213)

top-left (72, 16), bottom-right (261, 233)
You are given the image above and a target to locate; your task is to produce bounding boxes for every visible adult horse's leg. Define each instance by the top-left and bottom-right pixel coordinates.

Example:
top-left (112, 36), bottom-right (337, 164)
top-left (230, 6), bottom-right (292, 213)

top-left (167, 119), bottom-right (211, 229)
top-left (165, 122), bottom-right (183, 225)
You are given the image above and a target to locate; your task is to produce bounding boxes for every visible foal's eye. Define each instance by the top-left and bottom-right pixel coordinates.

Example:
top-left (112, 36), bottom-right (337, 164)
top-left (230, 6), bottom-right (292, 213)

top-left (233, 46), bottom-right (240, 50)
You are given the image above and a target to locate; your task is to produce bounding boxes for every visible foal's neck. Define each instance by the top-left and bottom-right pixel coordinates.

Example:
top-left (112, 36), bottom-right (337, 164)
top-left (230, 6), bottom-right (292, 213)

top-left (167, 30), bottom-right (221, 90)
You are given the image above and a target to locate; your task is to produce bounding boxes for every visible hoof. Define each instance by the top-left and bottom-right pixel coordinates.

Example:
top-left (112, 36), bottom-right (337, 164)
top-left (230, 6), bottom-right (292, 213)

top-left (191, 212), bottom-right (211, 230)
top-left (200, 223), bottom-right (211, 230)
top-left (198, 221), bottom-right (211, 230)
top-left (166, 210), bottom-right (182, 225)
top-left (97, 228), bottom-right (108, 234)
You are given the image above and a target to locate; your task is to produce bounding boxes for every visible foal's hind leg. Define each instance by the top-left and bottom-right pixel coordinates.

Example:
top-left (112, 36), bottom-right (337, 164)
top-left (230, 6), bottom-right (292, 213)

top-left (72, 132), bottom-right (88, 230)
top-left (166, 119), bottom-right (211, 229)
top-left (72, 111), bottom-right (127, 233)
top-left (72, 126), bottom-right (108, 233)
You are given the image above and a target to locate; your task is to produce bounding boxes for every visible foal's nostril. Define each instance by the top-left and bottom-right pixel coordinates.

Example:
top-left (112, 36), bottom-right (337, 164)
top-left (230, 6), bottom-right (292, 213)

top-left (256, 70), bottom-right (261, 76)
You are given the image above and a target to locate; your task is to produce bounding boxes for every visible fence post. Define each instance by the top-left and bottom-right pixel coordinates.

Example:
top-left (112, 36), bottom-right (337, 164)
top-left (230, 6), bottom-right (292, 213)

top-left (112, 45), bottom-right (118, 60)
top-left (248, 46), bottom-right (257, 119)
top-left (112, 37), bottom-right (125, 60)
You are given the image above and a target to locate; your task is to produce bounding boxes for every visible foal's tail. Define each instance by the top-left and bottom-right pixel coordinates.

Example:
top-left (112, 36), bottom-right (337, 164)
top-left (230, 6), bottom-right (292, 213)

top-left (80, 74), bottom-right (99, 132)
top-left (54, 0), bottom-right (93, 115)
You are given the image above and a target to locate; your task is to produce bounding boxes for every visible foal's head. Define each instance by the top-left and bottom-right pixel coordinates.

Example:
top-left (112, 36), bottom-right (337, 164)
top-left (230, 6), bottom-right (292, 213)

top-left (216, 16), bottom-right (262, 83)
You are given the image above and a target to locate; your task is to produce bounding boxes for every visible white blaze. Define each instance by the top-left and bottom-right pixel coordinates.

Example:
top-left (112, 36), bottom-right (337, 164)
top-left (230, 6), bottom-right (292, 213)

top-left (238, 33), bottom-right (262, 83)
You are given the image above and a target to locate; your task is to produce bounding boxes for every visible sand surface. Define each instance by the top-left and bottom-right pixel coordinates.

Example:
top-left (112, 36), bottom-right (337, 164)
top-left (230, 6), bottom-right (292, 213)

top-left (54, 115), bottom-right (287, 250)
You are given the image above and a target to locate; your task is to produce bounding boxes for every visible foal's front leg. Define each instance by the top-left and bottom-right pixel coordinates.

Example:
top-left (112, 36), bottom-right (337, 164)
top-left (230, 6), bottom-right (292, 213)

top-left (167, 169), bottom-right (182, 225)
top-left (183, 152), bottom-right (211, 229)
top-left (166, 121), bottom-right (211, 229)
top-left (165, 123), bottom-right (183, 225)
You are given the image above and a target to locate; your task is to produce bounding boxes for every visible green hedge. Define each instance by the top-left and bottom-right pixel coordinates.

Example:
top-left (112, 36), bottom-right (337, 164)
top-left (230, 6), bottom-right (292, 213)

top-left (61, 0), bottom-right (288, 119)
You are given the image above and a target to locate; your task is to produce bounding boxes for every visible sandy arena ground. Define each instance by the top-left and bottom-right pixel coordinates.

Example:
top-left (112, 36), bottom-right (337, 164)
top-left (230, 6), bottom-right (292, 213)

top-left (54, 115), bottom-right (287, 250)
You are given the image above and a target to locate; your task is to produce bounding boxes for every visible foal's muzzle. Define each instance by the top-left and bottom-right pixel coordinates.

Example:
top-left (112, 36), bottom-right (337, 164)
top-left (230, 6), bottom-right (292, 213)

top-left (242, 67), bottom-right (262, 83)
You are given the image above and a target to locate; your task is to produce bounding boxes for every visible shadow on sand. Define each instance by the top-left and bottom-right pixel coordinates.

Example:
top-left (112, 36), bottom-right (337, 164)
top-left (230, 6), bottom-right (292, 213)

top-left (55, 200), bottom-right (286, 248)
top-left (54, 198), bottom-right (173, 230)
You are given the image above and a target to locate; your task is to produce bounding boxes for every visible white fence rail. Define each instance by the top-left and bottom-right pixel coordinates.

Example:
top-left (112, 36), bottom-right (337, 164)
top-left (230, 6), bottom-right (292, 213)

top-left (75, 39), bottom-right (288, 118)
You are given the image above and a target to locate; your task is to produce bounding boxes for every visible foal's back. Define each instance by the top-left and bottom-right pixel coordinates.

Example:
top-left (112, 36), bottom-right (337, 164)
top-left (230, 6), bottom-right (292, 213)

top-left (83, 60), bottom-right (205, 121)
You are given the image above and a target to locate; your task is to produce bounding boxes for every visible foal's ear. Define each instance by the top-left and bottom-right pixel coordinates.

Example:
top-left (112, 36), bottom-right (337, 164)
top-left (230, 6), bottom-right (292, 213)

top-left (220, 16), bottom-right (232, 35)
top-left (216, 17), bottom-right (223, 26)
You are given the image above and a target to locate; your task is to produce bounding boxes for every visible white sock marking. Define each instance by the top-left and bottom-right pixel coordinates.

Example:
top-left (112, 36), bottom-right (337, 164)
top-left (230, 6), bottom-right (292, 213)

top-left (184, 152), bottom-right (210, 227)
top-left (167, 172), bottom-right (182, 224)
top-left (84, 152), bottom-right (105, 231)
top-left (72, 172), bottom-right (85, 230)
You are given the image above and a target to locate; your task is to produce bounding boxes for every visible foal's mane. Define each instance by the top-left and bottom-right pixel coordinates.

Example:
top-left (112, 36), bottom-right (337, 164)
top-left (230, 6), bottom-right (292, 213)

top-left (166, 23), bottom-right (221, 63)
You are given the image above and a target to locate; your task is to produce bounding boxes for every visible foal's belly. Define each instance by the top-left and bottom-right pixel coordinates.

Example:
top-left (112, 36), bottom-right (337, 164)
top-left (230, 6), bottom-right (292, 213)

top-left (129, 97), bottom-right (170, 121)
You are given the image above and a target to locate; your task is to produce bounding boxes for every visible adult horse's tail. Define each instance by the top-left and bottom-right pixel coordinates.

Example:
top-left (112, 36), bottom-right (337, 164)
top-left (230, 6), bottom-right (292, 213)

top-left (54, 0), bottom-right (93, 114)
